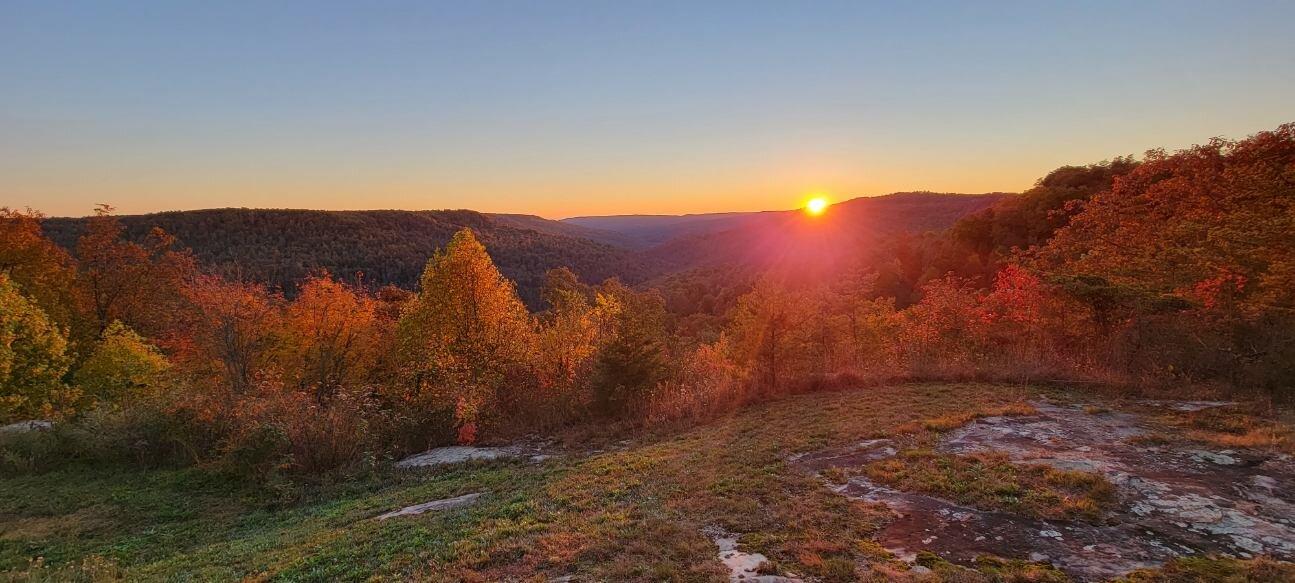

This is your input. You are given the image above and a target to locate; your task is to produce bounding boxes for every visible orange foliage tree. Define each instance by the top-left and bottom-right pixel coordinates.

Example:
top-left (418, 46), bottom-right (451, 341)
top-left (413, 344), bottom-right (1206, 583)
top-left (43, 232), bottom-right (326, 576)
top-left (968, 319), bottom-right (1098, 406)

top-left (73, 205), bottom-right (196, 348)
top-left (278, 273), bottom-right (382, 400)
top-left (180, 275), bottom-right (281, 393)
top-left (1039, 123), bottom-right (1295, 390)
top-left (0, 208), bottom-right (79, 329)
top-left (396, 229), bottom-right (536, 443)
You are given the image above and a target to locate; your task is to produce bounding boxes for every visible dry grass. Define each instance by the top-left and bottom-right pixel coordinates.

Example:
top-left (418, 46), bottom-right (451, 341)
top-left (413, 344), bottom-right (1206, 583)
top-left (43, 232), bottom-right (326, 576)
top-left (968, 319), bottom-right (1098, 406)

top-left (1155, 404), bottom-right (1295, 455)
top-left (1115, 555), bottom-right (1295, 582)
top-left (896, 401), bottom-right (1039, 434)
top-left (405, 382), bottom-right (1049, 581)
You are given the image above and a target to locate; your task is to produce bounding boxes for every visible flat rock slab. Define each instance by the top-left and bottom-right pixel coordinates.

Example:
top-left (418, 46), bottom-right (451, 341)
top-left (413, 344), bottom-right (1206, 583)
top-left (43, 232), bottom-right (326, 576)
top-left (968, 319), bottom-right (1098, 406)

top-left (793, 400), bottom-right (1295, 581)
top-left (395, 445), bottom-right (550, 468)
top-left (1140, 400), bottom-right (1237, 412)
top-left (375, 492), bottom-right (482, 520)
top-left (704, 527), bottom-right (802, 583)
top-left (0, 420), bottom-right (53, 433)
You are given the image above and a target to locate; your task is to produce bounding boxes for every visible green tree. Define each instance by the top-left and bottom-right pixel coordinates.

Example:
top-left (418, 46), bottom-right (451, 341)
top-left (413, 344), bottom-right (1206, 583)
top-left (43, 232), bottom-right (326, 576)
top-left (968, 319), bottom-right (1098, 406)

top-left (74, 321), bottom-right (169, 403)
top-left (0, 274), bottom-right (73, 421)
top-left (592, 280), bottom-right (669, 415)
top-left (540, 266), bottom-right (591, 315)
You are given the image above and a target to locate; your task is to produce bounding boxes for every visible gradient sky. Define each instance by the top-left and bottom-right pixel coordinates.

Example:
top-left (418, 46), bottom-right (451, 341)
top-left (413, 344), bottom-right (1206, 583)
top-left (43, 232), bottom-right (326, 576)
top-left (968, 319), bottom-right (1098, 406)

top-left (3, 1), bottom-right (1294, 218)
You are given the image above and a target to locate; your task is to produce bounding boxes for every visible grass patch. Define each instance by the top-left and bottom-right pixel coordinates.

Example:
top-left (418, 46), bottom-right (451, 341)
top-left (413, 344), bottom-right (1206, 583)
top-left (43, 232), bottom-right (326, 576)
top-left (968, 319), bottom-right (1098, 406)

top-left (0, 383), bottom-right (1118, 581)
top-left (1156, 404), bottom-right (1295, 454)
top-left (896, 400), bottom-right (1038, 434)
top-left (1116, 555), bottom-right (1295, 582)
top-left (865, 450), bottom-right (1116, 521)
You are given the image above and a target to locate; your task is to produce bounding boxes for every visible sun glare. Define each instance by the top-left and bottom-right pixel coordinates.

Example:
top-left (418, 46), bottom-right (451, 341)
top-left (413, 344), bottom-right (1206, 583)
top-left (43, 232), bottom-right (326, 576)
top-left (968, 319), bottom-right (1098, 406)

top-left (805, 196), bottom-right (829, 216)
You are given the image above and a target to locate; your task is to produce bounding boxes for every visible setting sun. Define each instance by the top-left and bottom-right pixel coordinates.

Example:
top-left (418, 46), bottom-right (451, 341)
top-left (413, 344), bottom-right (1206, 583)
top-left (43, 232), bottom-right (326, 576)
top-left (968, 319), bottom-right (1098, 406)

top-left (805, 196), bottom-right (830, 216)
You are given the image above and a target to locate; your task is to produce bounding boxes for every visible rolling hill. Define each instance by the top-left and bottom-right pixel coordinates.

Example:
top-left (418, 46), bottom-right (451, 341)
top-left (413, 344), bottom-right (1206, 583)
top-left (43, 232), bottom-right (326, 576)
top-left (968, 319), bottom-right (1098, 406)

top-left (612, 192), bottom-right (1011, 274)
top-left (41, 208), bottom-right (655, 306)
top-left (562, 211), bottom-right (769, 248)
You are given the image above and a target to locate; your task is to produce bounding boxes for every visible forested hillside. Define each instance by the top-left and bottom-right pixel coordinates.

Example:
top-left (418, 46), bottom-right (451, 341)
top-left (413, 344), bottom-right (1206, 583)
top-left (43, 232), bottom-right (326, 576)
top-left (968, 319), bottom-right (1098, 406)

top-left (41, 209), bottom-right (653, 305)
top-left (641, 192), bottom-right (1007, 274)
top-left (4, 123), bottom-right (1294, 582)
top-left (566, 192), bottom-right (1007, 251)
top-left (563, 211), bottom-right (766, 248)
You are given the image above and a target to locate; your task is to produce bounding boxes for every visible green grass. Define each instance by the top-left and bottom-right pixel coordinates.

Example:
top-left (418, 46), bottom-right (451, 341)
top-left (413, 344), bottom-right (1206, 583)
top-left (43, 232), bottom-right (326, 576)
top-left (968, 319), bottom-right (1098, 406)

top-left (1, 382), bottom-right (1289, 582)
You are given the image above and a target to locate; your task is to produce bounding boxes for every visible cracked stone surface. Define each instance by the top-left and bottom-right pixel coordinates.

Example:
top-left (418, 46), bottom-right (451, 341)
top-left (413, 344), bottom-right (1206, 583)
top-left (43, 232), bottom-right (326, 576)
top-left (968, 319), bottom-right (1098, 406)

top-left (375, 492), bottom-right (482, 520)
top-left (792, 400), bottom-right (1295, 581)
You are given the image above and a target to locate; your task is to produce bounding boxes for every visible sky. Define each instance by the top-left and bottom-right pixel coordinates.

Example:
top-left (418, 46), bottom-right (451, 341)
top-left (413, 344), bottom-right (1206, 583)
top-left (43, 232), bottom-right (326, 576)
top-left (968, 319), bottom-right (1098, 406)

top-left (3, 1), bottom-right (1294, 218)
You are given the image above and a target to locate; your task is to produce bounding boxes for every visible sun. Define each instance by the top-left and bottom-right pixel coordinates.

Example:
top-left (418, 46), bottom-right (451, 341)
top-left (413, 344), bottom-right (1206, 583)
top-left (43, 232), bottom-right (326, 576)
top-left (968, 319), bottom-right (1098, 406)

top-left (805, 196), bottom-right (830, 216)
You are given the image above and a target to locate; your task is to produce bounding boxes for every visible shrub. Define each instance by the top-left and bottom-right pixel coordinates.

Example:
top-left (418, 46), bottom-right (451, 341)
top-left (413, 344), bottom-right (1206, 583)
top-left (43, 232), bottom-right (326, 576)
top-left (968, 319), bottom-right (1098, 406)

top-left (646, 337), bottom-right (742, 422)
top-left (74, 321), bottom-right (170, 404)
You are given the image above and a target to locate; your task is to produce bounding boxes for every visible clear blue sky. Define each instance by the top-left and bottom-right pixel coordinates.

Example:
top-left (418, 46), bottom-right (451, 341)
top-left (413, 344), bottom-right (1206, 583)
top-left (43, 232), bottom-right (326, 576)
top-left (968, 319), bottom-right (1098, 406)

top-left (3, 0), bottom-right (1293, 217)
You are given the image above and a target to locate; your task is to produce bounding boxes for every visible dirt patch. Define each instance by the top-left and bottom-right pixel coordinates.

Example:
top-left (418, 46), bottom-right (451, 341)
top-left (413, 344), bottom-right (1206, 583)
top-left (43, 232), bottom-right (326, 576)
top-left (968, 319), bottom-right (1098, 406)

top-left (793, 400), bottom-right (1295, 581)
top-left (0, 505), bottom-right (116, 541)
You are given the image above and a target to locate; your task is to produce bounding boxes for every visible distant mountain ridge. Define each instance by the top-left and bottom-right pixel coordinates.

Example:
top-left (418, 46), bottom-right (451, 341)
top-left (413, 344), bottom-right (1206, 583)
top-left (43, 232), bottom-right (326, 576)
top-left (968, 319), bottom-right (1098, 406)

top-left (570, 192), bottom-right (1010, 271)
top-left (562, 211), bottom-right (768, 248)
top-left (39, 192), bottom-right (1010, 306)
top-left (41, 208), bottom-right (654, 307)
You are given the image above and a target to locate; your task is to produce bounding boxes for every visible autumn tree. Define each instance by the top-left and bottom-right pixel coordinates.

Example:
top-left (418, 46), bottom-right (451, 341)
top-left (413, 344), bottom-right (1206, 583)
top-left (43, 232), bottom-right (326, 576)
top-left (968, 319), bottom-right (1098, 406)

top-left (0, 208), bottom-right (79, 328)
top-left (278, 273), bottom-right (381, 400)
top-left (533, 268), bottom-right (602, 417)
top-left (539, 266), bottom-right (591, 313)
top-left (181, 275), bottom-right (280, 393)
top-left (893, 275), bottom-right (980, 374)
top-left (74, 321), bottom-right (170, 403)
top-left (1037, 124), bottom-right (1295, 391)
top-left (726, 275), bottom-right (813, 392)
top-left (397, 229), bottom-right (535, 442)
top-left (0, 274), bottom-right (74, 422)
top-left (74, 205), bottom-right (195, 344)
top-left (1040, 125), bottom-right (1295, 311)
